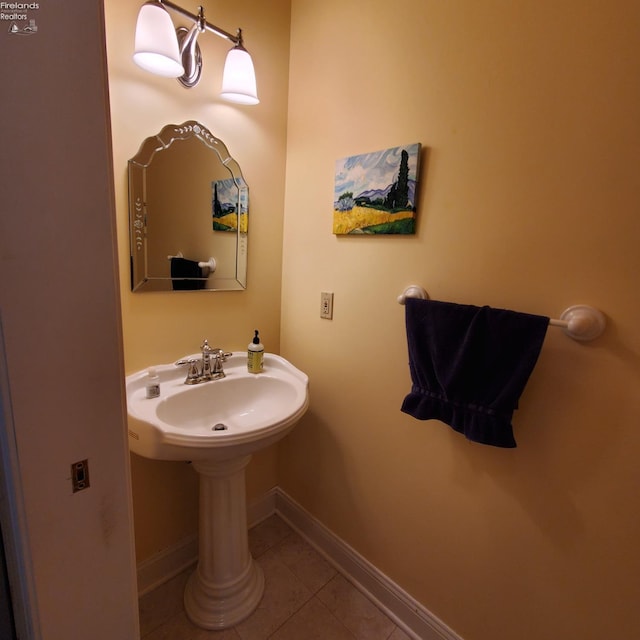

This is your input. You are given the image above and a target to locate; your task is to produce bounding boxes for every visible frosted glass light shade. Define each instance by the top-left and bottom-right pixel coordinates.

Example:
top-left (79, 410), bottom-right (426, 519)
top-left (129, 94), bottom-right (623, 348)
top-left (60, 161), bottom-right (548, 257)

top-left (133, 2), bottom-right (184, 78)
top-left (220, 46), bottom-right (259, 105)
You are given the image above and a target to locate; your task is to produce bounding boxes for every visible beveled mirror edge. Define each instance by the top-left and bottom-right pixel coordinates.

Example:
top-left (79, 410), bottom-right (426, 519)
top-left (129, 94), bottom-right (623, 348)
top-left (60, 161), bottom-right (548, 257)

top-left (130, 121), bottom-right (234, 168)
top-left (127, 121), bottom-right (248, 293)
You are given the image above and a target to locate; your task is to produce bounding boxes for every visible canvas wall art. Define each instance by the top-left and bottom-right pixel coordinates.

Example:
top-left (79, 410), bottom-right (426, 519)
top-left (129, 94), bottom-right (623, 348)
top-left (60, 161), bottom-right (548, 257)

top-left (212, 177), bottom-right (248, 233)
top-left (333, 143), bottom-right (421, 235)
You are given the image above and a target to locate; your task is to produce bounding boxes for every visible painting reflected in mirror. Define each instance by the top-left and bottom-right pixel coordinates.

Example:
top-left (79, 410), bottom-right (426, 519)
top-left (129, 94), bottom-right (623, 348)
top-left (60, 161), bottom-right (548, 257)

top-left (128, 121), bottom-right (248, 292)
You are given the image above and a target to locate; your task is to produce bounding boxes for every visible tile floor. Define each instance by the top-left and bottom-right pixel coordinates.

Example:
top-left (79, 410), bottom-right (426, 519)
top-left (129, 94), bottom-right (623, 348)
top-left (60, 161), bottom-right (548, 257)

top-left (139, 515), bottom-right (412, 640)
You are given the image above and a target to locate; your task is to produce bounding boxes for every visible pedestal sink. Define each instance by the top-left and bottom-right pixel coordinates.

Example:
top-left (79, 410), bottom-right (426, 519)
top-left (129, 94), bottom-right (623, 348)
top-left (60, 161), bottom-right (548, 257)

top-left (125, 352), bottom-right (309, 629)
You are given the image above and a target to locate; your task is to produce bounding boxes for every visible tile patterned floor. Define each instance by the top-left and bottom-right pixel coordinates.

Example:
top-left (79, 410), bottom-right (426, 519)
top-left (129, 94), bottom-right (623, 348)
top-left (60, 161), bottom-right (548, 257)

top-left (139, 515), bottom-right (412, 640)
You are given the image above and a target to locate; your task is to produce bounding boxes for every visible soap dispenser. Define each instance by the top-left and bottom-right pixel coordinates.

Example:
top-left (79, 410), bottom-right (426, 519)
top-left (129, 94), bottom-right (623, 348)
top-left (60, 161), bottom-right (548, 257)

top-left (247, 330), bottom-right (264, 373)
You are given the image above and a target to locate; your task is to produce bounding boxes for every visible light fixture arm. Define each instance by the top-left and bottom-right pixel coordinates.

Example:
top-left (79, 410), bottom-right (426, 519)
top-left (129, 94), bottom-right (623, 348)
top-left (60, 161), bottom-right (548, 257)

top-left (158, 0), bottom-right (241, 46)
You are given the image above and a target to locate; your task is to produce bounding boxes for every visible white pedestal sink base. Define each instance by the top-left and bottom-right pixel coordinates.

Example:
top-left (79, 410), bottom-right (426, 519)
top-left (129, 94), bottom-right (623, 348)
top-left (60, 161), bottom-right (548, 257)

top-left (184, 560), bottom-right (264, 629)
top-left (184, 456), bottom-right (265, 629)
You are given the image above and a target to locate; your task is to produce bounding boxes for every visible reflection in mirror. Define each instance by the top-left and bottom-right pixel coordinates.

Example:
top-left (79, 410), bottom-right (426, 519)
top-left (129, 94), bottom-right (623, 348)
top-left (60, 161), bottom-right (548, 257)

top-left (128, 121), bottom-right (248, 292)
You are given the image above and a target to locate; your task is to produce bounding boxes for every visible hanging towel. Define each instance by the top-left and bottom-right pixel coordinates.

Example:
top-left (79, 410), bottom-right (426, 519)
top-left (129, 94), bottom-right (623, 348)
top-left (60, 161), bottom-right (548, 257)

top-left (170, 257), bottom-right (206, 291)
top-left (401, 298), bottom-right (549, 448)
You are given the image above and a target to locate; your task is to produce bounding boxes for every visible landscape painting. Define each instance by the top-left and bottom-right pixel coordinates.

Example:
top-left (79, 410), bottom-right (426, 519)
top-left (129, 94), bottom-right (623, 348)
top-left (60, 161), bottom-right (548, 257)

top-left (333, 143), bottom-right (421, 235)
top-left (212, 177), bottom-right (248, 233)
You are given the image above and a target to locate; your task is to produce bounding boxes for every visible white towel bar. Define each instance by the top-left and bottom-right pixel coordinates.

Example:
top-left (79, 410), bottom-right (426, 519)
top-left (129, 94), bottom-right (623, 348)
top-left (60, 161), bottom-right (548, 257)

top-left (397, 285), bottom-right (606, 342)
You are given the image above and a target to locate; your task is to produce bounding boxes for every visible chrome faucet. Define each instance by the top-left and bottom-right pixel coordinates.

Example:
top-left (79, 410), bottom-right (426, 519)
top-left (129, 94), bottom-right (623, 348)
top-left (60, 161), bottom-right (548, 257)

top-left (176, 340), bottom-right (230, 385)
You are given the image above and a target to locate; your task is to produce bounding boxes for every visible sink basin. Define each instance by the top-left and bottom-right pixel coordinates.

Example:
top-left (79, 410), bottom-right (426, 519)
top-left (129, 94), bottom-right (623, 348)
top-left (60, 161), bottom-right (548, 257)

top-left (126, 352), bottom-right (309, 461)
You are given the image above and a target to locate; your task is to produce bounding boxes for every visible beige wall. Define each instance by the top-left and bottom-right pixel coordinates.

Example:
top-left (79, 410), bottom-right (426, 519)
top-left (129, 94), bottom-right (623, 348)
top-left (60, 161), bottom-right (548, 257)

top-left (104, 0), bottom-right (291, 562)
top-left (280, 1), bottom-right (640, 640)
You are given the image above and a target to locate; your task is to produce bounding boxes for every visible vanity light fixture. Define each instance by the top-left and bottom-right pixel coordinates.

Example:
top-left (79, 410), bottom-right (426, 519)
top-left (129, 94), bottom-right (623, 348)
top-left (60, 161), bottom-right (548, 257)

top-left (133, 0), bottom-right (259, 105)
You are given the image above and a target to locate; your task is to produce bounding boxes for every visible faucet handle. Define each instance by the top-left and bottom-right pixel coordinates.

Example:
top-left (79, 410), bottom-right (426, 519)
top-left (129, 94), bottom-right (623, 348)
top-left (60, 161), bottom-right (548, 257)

top-left (211, 348), bottom-right (232, 362)
top-left (175, 357), bottom-right (201, 384)
top-left (184, 359), bottom-right (201, 384)
top-left (211, 352), bottom-right (225, 376)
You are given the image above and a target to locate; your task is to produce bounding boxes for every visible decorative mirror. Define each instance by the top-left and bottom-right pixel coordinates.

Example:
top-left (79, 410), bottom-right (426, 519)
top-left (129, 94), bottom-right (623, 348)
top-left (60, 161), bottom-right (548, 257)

top-left (128, 121), bottom-right (248, 292)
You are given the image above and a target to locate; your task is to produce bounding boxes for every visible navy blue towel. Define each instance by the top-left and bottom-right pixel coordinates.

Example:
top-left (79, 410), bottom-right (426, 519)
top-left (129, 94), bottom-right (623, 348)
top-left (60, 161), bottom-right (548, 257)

top-left (170, 257), bottom-right (205, 291)
top-left (401, 298), bottom-right (549, 447)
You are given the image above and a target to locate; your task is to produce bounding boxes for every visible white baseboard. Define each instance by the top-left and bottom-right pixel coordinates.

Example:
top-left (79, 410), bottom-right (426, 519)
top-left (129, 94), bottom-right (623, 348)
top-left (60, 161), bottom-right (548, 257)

top-left (272, 488), bottom-right (462, 640)
top-left (137, 487), bottom-right (462, 640)
top-left (136, 533), bottom-right (198, 597)
top-left (248, 486), bottom-right (278, 526)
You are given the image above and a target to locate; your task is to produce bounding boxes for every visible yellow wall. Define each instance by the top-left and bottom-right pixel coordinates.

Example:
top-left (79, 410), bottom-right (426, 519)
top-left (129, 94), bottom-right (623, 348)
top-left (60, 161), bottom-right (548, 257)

top-left (105, 0), bottom-right (640, 637)
top-left (104, 0), bottom-right (291, 562)
top-left (280, 1), bottom-right (640, 639)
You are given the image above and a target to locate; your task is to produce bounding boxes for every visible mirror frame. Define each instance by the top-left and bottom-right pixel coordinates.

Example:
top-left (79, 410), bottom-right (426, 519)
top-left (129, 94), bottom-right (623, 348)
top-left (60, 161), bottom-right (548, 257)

top-left (128, 121), bottom-right (248, 292)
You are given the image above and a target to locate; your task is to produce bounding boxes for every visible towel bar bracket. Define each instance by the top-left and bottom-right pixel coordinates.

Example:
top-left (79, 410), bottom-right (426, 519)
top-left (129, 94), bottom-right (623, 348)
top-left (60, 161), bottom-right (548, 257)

top-left (554, 305), bottom-right (606, 341)
top-left (397, 286), bottom-right (606, 342)
top-left (198, 257), bottom-right (217, 273)
top-left (397, 285), bottom-right (429, 305)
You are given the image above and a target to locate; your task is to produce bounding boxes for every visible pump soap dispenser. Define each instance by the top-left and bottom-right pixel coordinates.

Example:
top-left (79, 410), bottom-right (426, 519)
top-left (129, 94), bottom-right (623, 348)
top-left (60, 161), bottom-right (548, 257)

top-left (247, 330), bottom-right (264, 373)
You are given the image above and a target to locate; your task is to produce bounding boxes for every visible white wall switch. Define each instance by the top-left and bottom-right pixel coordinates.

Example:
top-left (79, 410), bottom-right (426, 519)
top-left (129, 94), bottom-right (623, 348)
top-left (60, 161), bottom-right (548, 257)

top-left (320, 292), bottom-right (334, 319)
